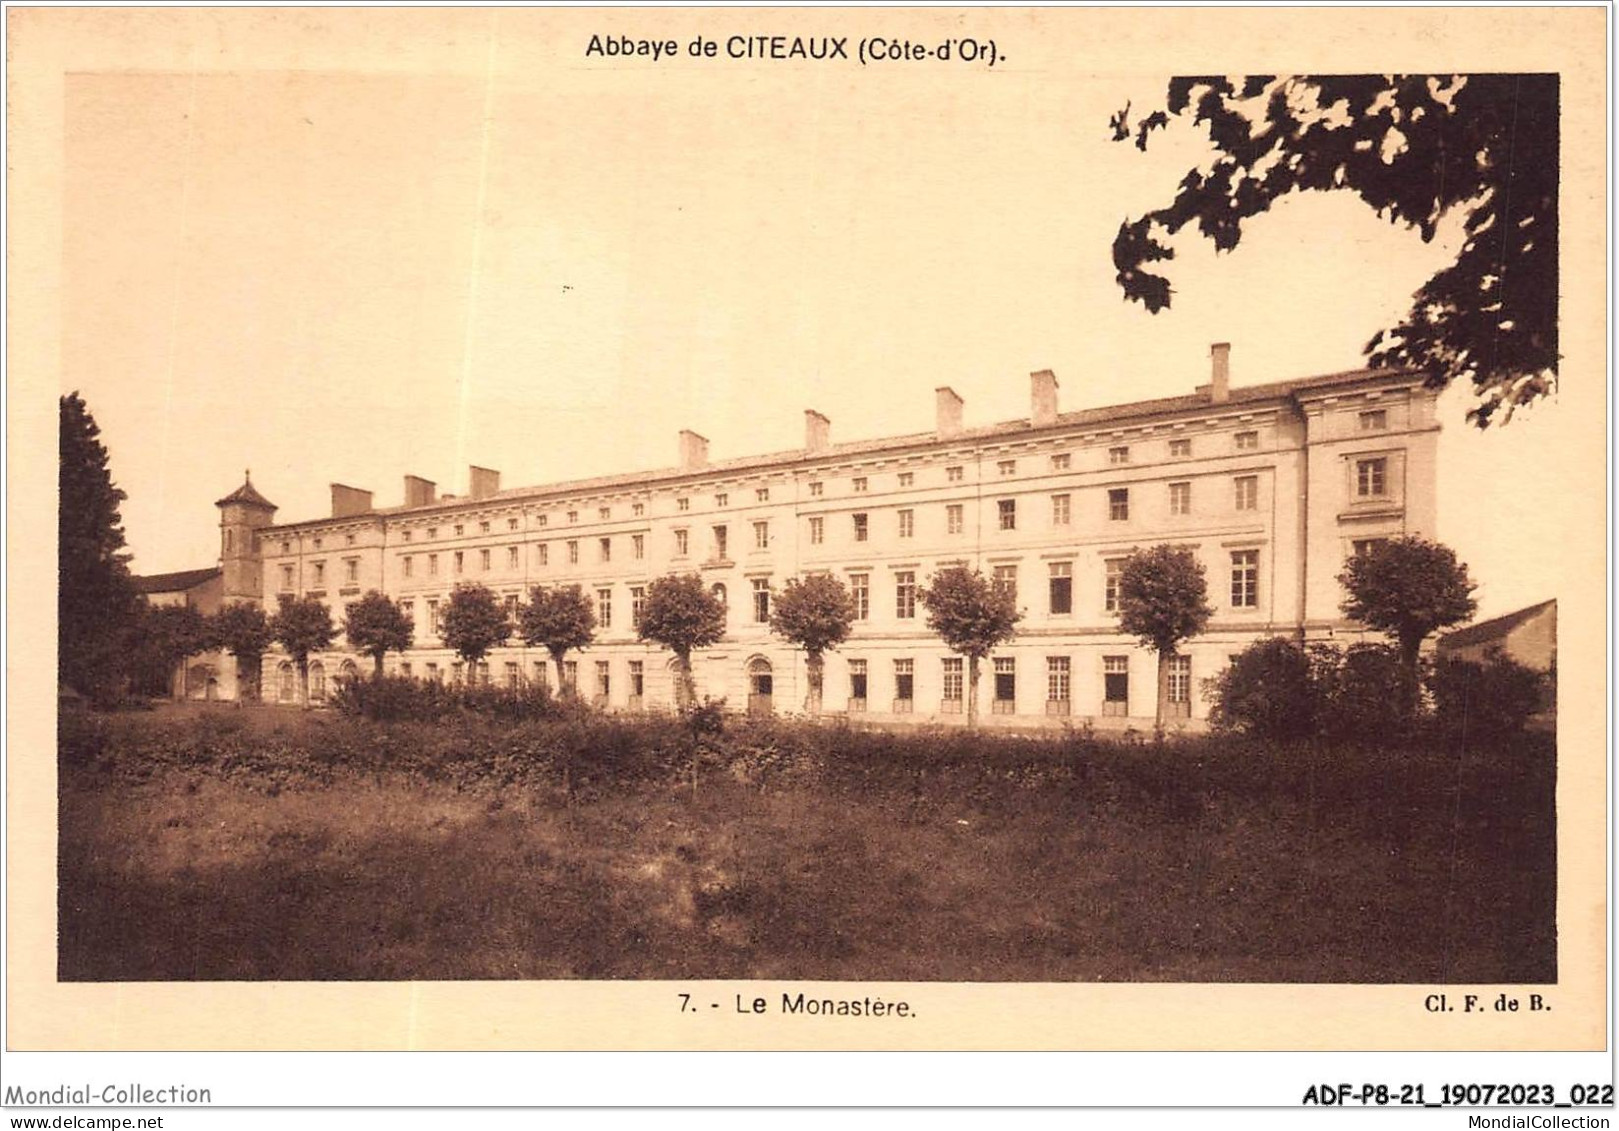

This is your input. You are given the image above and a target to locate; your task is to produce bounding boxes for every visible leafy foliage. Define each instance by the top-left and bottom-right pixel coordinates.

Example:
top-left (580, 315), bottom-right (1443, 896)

top-left (1111, 74), bottom-right (1558, 426)
top-left (917, 565), bottom-right (1022, 727)
top-left (768, 574), bottom-right (856, 708)
top-left (1205, 637), bottom-right (1318, 741)
top-left (1429, 652), bottom-right (1546, 744)
top-left (1313, 643), bottom-right (1420, 744)
top-left (637, 574), bottom-right (727, 708)
top-left (1117, 545), bottom-right (1213, 655)
top-left (1337, 536), bottom-right (1477, 679)
top-left (211, 602), bottom-right (274, 701)
top-left (342, 590), bottom-right (415, 676)
top-left (519, 584), bottom-right (597, 691)
top-left (59, 393), bottom-right (141, 702)
top-left (127, 603), bottom-right (212, 698)
top-left (438, 583), bottom-right (511, 666)
top-left (917, 565), bottom-right (1022, 661)
top-left (271, 593), bottom-right (336, 706)
top-left (330, 672), bottom-right (560, 723)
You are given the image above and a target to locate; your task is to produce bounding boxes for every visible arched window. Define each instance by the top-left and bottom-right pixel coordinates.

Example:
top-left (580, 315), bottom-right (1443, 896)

top-left (309, 661), bottom-right (327, 703)
top-left (278, 661), bottom-right (296, 703)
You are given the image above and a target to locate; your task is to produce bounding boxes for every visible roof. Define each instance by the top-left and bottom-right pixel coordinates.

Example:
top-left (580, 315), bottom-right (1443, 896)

top-left (272, 363), bottom-right (1423, 528)
top-left (133, 567), bottom-right (222, 595)
top-left (1438, 599), bottom-right (1557, 652)
top-left (216, 474), bottom-right (277, 510)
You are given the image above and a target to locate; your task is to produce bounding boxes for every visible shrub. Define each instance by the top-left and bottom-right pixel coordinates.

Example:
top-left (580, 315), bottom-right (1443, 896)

top-left (1314, 643), bottom-right (1419, 744)
top-left (1429, 651), bottom-right (1545, 745)
top-left (330, 674), bottom-right (558, 723)
top-left (1205, 637), bottom-right (1317, 741)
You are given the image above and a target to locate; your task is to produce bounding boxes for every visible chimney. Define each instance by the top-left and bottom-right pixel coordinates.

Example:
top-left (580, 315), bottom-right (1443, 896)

top-left (469, 465), bottom-right (501, 500)
top-left (804, 410), bottom-right (831, 454)
top-left (1210, 342), bottom-right (1231, 403)
top-left (404, 475), bottom-right (437, 508)
top-left (330, 483), bottom-right (374, 518)
top-left (935, 387), bottom-right (964, 438)
top-left (679, 429), bottom-right (709, 471)
top-left (1030, 369), bottom-right (1059, 428)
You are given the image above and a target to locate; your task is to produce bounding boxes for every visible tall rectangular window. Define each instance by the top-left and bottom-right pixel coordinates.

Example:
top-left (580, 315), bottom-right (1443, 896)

top-left (850, 573), bottom-right (870, 620)
top-left (630, 586), bottom-right (646, 627)
top-left (629, 660), bottom-right (644, 700)
top-left (848, 659), bottom-right (868, 706)
top-left (429, 553), bottom-right (439, 576)
top-left (596, 587), bottom-right (612, 628)
top-left (281, 564), bottom-right (294, 590)
top-left (595, 660), bottom-right (611, 700)
top-left (1234, 430), bottom-right (1258, 451)
top-left (480, 548), bottom-right (491, 571)
top-left (895, 571), bottom-right (917, 619)
top-left (809, 516), bottom-right (824, 545)
top-left (403, 555), bottom-right (414, 578)
top-left (1169, 481), bottom-right (1191, 516)
top-left (1048, 561), bottom-right (1073, 615)
top-left (1051, 494), bottom-right (1070, 526)
top-left (400, 600), bottom-right (414, 627)
top-left (480, 521), bottom-right (491, 534)
top-left (946, 504), bottom-right (964, 534)
top-left (1103, 655), bottom-right (1129, 715)
top-left (532, 661), bottom-right (548, 691)
top-left (313, 561), bottom-right (326, 587)
top-left (752, 578), bottom-right (771, 623)
top-left (505, 662), bottom-right (520, 690)
top-left (505, 593), bottom-right (519, 622)
top-left (897, 509), bottom-right (914, 538)
top-left (998, 499), bottom-right (1017, 530)
top-left (713, 525), bottom-right (728, 559)
top-left (853, 513), bottom-right (868, 542)
top-left (632, 534), bottom-right (644, 560)
top-left (427, 599), bottom-right (440, 635)
top-left (507, 546), bottom-right (519, 569)
top-left (1104, 558), bottom-right (1124, 612)
top-left (674, 529), bottom-right (689, 556)
top-left (564, 660), bottom-right (578, 691)
top-left (941, 658), bottom-right (963, 705)
top-left (1230, 549), bottom-right (1259, 608)
top-left (993, 657), bottom-right (1016, 712)
top-left (1108, 488), bottom-right (1130, 521)
top-left (599, 537), bottom-right (611, 563)
top-left (566, 541), bottom-right (578, 565)
top-left (344, 558), bottom-right (359, 583)
top-left (753, 520), bottom-right (769, 550)
top-left (1047, 656), bottom-right (1071, 704)
top-left (893, 659), bottom-right (914, 709)
top-left (1167, 655), bottom-right (1192, 716)
top-left (537, 543), bottom-right (549, 567)
top-left (1356, 457), bottom-right (1388, 497)
top-left (1234, 475), bottom-right (1259, 511)
top-left (993, 564), bottom-right (1017, 603)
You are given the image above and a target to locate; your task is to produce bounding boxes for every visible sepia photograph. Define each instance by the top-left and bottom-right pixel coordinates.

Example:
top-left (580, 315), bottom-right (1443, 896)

top-left (10, 6), bottom-right (1608, 1065)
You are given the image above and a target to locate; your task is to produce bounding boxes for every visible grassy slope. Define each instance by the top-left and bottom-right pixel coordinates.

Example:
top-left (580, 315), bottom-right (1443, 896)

top-left (57, 707), bottom-right (1556, 982)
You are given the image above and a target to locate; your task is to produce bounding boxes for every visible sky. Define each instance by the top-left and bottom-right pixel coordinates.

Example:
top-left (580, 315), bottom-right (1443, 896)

top-left (55, 9), bottom-right (1588, 622)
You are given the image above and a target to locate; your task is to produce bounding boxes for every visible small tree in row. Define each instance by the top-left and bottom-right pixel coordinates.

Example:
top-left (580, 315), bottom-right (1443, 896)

top-left (438, 582), bottom-right (511, 678)
top-left (520, 584), bottom-right (597, 695)
top-left (917, 565), bottom-right (1022, 728)
top-left (637, 573), bottom-right (726, 710)
top-left (343, 590), bottom-right (415, 677)
top-left (271, 593), bottom-right (335, 708)
top-left (767, 573), bottom-right (856, 714)
top-left (1117, 544), bottom-right (1214, 730)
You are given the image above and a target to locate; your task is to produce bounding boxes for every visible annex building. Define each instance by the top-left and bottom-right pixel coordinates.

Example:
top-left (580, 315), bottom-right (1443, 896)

top-left (210, 345), bottom-right (1439, 725)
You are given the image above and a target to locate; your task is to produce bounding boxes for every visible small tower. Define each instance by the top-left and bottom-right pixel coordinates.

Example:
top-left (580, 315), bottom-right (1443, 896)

top-left (215, 470), bottom-right (277, 603)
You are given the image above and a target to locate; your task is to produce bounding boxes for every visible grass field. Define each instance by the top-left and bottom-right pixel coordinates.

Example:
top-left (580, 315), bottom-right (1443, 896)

top-left (57, 705), bottom-right (1556, 982)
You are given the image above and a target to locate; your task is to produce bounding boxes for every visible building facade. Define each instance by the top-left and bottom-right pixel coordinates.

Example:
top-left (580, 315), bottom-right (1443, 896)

top-left (223, 347), bottom-right (1438, 725)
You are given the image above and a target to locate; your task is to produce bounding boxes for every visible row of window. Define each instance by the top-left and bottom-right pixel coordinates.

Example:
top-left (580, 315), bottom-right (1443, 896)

top-left (279, 420), bottom-right (1401, 556)
top-left (842, 653), bottom-right (1190, 715)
